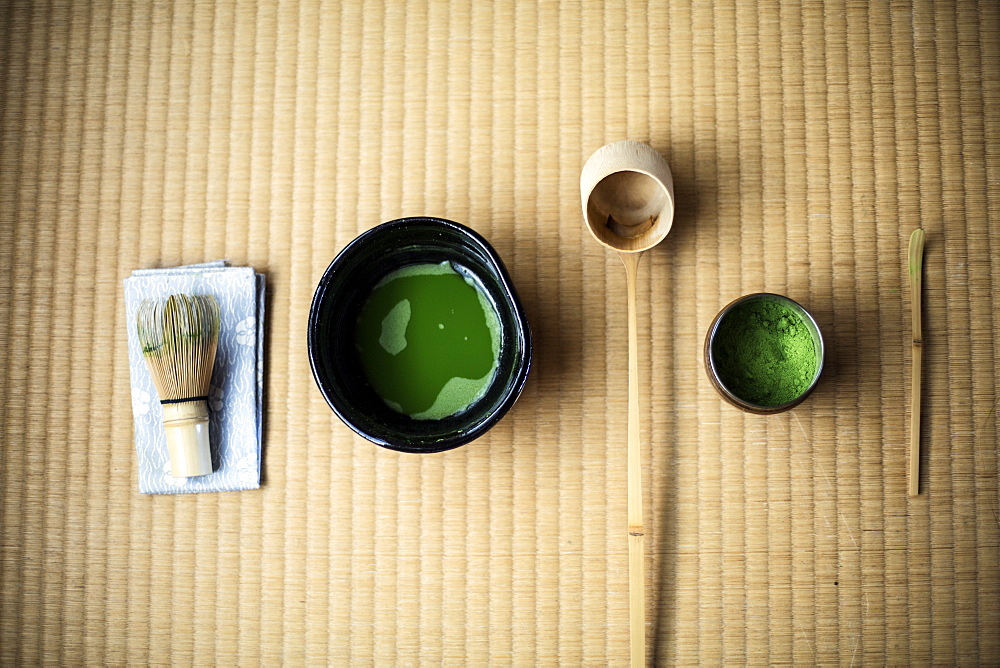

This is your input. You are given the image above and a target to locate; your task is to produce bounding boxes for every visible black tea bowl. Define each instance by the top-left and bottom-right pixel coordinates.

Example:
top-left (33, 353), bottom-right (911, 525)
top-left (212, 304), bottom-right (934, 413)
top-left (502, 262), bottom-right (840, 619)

top-left (308, 217), bottom-right (532, 453)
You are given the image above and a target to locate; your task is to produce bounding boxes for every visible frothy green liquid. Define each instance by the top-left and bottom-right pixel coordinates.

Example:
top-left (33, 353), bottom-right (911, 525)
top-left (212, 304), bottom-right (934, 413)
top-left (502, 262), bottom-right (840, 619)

top-left (355, 262), bottom-right (501, 420)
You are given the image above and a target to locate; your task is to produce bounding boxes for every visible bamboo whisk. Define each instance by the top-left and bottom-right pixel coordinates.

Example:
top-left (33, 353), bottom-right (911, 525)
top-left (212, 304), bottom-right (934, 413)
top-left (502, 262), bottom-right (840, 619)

top-left (137, 294), bottom-right (221, 478)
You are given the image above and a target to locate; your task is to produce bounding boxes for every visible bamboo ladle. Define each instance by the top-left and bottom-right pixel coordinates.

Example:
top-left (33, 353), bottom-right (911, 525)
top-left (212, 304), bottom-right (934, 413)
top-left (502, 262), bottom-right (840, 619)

top-left (581, 141), bottom-right (675, 665)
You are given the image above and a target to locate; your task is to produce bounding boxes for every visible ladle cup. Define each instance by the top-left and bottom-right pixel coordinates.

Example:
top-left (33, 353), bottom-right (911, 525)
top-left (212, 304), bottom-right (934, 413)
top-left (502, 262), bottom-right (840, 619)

top-left (581, 140), bottom-right (674, 665)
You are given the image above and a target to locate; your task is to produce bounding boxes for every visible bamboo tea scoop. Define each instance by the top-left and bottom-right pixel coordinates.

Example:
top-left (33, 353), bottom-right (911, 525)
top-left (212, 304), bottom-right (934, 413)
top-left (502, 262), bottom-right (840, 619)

top-left (908, 228), bottom-right (925, 496)
top-left (581, 140), bottom-right (675, 665)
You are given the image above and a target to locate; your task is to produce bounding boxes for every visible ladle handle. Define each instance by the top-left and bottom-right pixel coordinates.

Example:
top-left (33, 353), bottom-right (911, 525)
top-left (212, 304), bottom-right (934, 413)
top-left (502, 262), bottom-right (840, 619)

top-left (621, 251), bottom-right (645, 666)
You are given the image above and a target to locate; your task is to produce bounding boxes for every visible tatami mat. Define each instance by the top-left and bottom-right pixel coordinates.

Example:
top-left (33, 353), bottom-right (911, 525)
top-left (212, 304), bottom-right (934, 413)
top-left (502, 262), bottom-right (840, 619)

top-left (1, 0), bottom-right (998, 664)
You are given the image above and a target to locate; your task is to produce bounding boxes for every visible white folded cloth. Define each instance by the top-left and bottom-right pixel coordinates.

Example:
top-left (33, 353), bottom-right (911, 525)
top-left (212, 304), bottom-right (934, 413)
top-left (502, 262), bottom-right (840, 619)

top-left (124, 261), bottom-right (265, 494)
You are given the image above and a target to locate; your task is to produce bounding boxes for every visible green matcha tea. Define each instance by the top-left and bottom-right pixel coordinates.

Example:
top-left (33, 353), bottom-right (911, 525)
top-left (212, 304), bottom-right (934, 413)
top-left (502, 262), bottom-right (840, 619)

top-left (711, 298), bottom-right (819, 407)
top-left (355, 262), bottom-right (502, 420)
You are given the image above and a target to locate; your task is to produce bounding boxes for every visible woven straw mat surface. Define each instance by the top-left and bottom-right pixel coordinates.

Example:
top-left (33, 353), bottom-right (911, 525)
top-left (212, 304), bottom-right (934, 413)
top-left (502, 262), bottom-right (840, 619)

top-left (1, 1), bottom-right (998, 664)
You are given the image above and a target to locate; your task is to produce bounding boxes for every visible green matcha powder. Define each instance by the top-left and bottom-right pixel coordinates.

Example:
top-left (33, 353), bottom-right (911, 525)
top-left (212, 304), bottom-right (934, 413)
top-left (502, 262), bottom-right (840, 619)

top-left (711, 298), bottom-right (819, 407)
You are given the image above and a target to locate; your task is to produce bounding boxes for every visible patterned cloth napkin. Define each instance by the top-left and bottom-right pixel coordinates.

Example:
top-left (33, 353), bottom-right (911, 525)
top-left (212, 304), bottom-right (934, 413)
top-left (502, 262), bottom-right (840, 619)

top-left (124, 261), bottom-right (265, 494)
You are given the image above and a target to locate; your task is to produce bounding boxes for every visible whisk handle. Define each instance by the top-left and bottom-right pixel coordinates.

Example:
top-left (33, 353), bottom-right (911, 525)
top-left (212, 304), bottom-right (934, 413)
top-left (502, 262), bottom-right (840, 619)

top-left (162, 400), bottom-right (213, 478)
